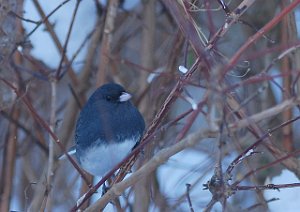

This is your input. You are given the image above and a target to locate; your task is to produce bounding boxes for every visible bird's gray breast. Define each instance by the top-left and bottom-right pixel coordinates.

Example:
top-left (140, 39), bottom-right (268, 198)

top-left (77, 136), bottom-right (139, 176)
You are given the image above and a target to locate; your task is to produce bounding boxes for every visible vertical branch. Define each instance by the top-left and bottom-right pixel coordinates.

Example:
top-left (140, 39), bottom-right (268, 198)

top-left (206, 65), bottom-right (228, 209)
top-left (133, 0), bottom-right (156, 211)
top-left (0, 1), bottom-right (22, 206)
top-left (139, 0), bottom-right (156, 93)
top-left (280, 0), bottom-right (298, 152)
top-left (185, 184), bottom-right (195, 212)
top-left (96, 0), bottom-right (119, 86)
top-left (44, 79), bottom-right (57, 211)
top-left (0, 101), bottom-right (18, 212)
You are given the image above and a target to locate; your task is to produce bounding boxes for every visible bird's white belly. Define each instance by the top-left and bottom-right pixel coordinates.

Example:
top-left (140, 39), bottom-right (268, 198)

top-left (79, 139), bottom-right (136, 176)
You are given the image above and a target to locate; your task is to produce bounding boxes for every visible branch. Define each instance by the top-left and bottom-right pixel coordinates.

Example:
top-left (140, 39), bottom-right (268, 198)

top-left (223, 0), bottom-right (300, 75)
top-left (229, 97), bottom-right (300, 131)
top-left (0, 77), bottom-right (91, 186)
top-left (84, 129), bottom-right (217, 211)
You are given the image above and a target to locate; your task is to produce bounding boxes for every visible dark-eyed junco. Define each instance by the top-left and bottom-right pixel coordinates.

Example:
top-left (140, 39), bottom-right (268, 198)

top-left (74, 83), bottom-right (145, 176)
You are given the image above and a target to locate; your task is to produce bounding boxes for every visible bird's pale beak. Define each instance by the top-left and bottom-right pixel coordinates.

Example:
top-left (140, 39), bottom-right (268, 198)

top-left (119, 92), bottom-right (132, 102)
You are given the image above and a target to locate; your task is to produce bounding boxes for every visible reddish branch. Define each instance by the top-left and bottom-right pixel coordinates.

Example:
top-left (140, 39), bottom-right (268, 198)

top-left (0, 105), bottom-right (18, 212)
top-left (223, 0), bottom-right (300, 76)
top-left (0, 77), bottom-right (91, 186)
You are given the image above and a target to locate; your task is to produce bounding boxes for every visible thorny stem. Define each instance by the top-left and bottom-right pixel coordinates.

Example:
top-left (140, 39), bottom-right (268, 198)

top-left (227, 115), bottom-right (300, 178)
top-left (233, 141), bottom-right (300, 187)
top-left (203, 116), bottom-right (300, 210)
top-left (234, 183), bottom-right (300, 191)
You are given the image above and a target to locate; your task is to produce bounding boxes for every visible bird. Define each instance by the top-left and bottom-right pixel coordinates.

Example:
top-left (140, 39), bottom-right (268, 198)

top-left (74, 83), bottom-right (145, 177)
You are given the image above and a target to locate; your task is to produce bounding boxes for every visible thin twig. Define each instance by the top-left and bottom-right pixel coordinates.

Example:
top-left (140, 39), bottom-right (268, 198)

top-left (0, 77), bottom-right (91, 186)
top-left (56, 0), bottom-right (82, 79)
top-left (185, 184), bottom-right (195, 212)
top-left (9, 11), bottom-right (41, 24)
top-left (31, 0), bottom-right (80, 86)
top-left (222, 0), bottom-right (300, 76)
top-left (26, 0), bottom-right (72, 39)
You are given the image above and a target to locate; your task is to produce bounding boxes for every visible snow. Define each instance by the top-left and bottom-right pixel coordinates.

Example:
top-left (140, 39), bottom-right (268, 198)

top-left (264, 169), bottom-right (300, 212)
top-left (23, 0), bottom-right (97, 70)
top-left (178, 65), bottom-right (188, 74)
top-left (157, 149), bottom-right (216, 210)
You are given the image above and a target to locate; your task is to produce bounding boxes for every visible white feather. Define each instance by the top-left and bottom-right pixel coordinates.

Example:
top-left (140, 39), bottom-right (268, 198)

top-left (79, 138), bottom-right (137, 176)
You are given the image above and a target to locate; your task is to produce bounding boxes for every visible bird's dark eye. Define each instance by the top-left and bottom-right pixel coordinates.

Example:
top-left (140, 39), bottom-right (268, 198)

top-left (106, 95), bottom-right (112, 101)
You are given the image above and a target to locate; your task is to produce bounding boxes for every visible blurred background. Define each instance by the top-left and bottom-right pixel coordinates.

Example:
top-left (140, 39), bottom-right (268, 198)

top-left (1, 0), bottom-right (300, 211)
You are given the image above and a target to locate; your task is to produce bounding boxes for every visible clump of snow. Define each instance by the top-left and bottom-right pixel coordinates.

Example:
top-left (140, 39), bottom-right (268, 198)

top-left (178, 65), bottom-right (188, 74)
